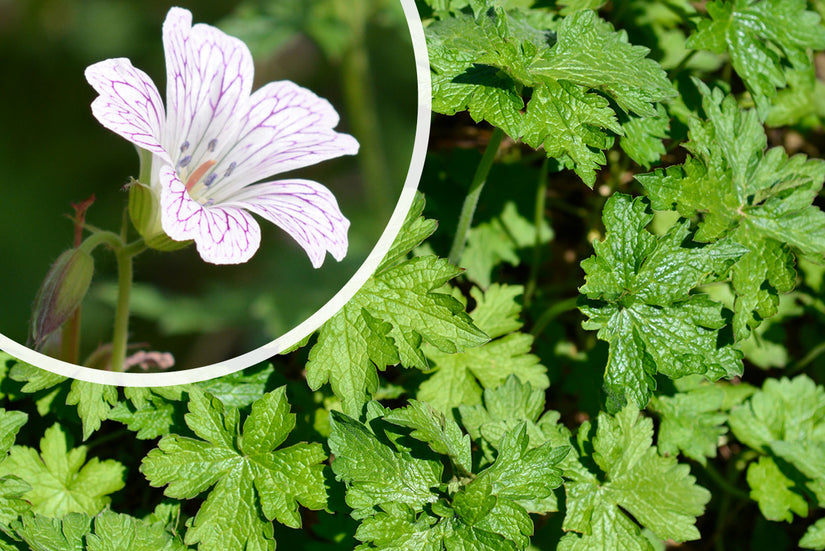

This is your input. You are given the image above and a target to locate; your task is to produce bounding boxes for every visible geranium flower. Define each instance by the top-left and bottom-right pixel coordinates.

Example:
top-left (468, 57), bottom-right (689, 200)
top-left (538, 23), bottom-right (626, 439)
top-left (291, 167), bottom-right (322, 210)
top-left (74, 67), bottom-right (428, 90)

top-left (84, 7), bottom-right (358, 265)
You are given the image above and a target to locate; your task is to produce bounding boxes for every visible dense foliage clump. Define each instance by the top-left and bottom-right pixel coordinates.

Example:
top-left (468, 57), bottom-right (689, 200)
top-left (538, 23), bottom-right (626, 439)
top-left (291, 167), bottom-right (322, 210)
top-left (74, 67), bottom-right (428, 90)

top-left (1, 0), bottom-right (825, 549)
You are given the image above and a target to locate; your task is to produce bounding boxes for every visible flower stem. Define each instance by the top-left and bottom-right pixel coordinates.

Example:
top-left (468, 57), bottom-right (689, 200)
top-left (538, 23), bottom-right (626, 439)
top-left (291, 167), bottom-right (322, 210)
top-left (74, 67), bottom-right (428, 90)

top-left (78, 230), bottom-right (124, 255)
top-left (669, 49), bottom-right (697, 77)
top-left (448, 127), bottom-right (505, 266)
top-left (109, 238), bottom-right (145, 372)
top-left (788, 340), bottom-right (825, 375)
top-left (524, 158), bottom-right (549, 307)
top-left (61, 199), bottom-right (95, 364)
top-left (339, 2), bottom-right (391, 217)
top-left (109, 247), bottom-right (132, 372)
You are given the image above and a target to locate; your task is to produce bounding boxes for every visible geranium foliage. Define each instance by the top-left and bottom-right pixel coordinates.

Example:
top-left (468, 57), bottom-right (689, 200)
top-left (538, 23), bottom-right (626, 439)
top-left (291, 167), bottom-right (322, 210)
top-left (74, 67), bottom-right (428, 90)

top-left (0, 1), bottom-right (824, 550)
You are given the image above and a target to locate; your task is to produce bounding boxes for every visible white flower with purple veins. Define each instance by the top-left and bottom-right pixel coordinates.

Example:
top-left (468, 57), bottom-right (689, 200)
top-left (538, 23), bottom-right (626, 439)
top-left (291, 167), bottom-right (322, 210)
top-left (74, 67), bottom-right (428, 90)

top-left (85, 7), bottom-right (358, 265)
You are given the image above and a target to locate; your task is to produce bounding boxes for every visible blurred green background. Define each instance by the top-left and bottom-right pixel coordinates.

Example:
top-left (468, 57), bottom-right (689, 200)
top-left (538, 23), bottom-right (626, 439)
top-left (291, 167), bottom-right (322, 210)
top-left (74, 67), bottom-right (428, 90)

top-left (0, 0), bottom-right (418, 369)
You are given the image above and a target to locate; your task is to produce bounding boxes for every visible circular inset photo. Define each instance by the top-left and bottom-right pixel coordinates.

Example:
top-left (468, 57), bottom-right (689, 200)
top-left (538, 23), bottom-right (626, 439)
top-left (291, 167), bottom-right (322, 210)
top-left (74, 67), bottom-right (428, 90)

top-left (0, 0), bottom-right (429, 385)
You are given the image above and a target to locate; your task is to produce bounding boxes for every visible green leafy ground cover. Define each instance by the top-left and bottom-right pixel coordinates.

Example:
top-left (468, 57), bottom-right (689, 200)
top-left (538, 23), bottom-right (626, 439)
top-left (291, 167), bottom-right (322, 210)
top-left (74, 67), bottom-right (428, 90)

top-left (1, 0), bottom-right (825, 549)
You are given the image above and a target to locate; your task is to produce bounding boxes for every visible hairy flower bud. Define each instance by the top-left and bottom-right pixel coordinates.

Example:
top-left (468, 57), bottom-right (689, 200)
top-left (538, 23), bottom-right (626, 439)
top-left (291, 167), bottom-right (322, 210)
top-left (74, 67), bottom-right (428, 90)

top-left (30, 248), bottom-right (95, 350)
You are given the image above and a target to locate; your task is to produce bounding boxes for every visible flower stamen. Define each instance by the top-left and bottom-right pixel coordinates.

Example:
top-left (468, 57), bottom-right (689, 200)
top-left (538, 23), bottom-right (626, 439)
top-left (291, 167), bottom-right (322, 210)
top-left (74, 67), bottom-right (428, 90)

top-left (185, 159), bottom-right (217, 192)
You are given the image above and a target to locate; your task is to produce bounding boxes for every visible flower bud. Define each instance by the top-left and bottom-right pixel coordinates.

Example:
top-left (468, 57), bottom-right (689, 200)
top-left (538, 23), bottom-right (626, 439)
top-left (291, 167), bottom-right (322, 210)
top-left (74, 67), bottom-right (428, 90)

top-left (128, 180), bottom-right (190, 252)
top-left (30, 248), bottom-right (95, 350)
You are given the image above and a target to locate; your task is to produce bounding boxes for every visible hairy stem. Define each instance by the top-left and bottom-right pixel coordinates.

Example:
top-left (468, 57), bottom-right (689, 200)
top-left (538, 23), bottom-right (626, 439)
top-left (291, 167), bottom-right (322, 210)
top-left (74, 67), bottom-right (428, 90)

top-left (702, 461), bottom-right (750, 502)
top-left (669, 49), bottom-right (697, 77)
top-left (79, 230), bottom-right (124, 255)
top-left (531, 296), bottom-right (579, 339)
top-left (77, 224), bottom-right (146, 371)
top-left (110, 246), bottom-right (135, 372)
top-left (448, 127), bottom-right (505, 265)
top-left (712, 459), bottom-right (748, 551)
top-left (525, 158), bottom-right (549, 307)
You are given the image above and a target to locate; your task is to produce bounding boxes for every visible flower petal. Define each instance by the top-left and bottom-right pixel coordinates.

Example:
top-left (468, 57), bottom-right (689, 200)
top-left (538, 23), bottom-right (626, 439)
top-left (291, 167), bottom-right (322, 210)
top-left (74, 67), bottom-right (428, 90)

top-left (159, 165), bottom-right (261, 265)
top-left (224, 179), bottom-right (350, 268)
top-left (162, 7), bottom-right (254, 167)
top-left (85, 58), bottom-right (168, 159)
top-left (203, 81), bottom-right (360, 202)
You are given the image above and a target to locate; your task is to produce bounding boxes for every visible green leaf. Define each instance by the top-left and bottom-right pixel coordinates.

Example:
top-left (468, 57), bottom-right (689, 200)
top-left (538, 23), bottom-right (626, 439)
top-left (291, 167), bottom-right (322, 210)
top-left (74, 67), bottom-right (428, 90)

top-left (561, 406), bottom-right (711, 547)
top-left (141, 388), bottom-right (327, 551)
top-left (467, 283), bottom-right (526, 339)
top-left (579, 193), bottom-right (746, 407)
top-left (331, 405), bottom-right (565, 550)
top-left (0, 424), bottom-right (125, 517)
top-left (427, 6), bottom-right (672, 184)
top-left (449, 476), bottom-right (533, 550)
top-left (8, 360), bottom-right (65, 393)
top-left (65, 382), bottom-right (118, 441)
top-left (384, 400), bottom-right (473, 474)
top-left (7, 361), bottom-right (120, 442)
top-left (801, 517), bottom-right (825, 550)
top-left (746, 455), bottom-right (808, 522)
top-left (0, 408), bottom-right (30, 524)
top-left (526, 9), bottom-right (673, 183)
top-left (686, 0), bottom-right (825, 115)
top-left (307, 196), bottom-right (488, 416)
top-left (460, 374), bottom-right (548, 452)
top-left (108, 387), bottom-right (188, 440)
top-left (458, 375), bottom-right (573, 504)
top-left (427, 9), bottom-right (530, 138)
top-left (418, 285), bottom-right (548, 415)
top-left (86, 509), bottom-right (188, 551)
top-left (729, 376), bottom-right (825, 523)
top-left (637, 83), bottom-right (825, 340)
top-left (0, 476), bottom-right (31, 526)
top-left (379, 193), bottom-right (440, 272)
top-left (557, 0), bottom-right (605, 15)
top-left (620, 105), bottom-right (669, 168)
top-left (11, 510), bottom-right (188, 551)
top-left (328, 410), bottom-right (442, 520)
top-left (649, 384), bottom-right (728, 465)
top-left (728, 375), bottom-right (825, 451)
top-left (196, 362), bottom-right (274, 408)
top-left (766, 68), bottom-right (825, 129)
top-left (770, 440), bottom-right (825, 506)
top-left (354, 502), bottom-right (445, 551)
top-left (521, 77), bottom-right (621, 186)
top-left (479, 424), bottom-right (566, 512)
top-left (530, 10), bottom-right (673, 117)
top-left (0, 409), bottom-right (27, 460)
top-left (11, 512), bottom-right (90, 551)
top-left (462, 201), bottom-right (552, 289)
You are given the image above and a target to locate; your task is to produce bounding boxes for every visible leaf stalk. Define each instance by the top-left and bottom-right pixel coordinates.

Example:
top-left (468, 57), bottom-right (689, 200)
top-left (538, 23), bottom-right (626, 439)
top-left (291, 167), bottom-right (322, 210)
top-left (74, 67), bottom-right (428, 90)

top-left (448, 127), bottom-right (505, 265)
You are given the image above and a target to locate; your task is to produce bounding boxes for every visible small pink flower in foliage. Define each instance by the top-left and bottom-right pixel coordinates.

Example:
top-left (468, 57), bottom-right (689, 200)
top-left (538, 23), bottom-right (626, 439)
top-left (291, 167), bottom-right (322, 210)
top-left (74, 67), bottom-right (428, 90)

top-left (85, 7), bottom-right (358, 265)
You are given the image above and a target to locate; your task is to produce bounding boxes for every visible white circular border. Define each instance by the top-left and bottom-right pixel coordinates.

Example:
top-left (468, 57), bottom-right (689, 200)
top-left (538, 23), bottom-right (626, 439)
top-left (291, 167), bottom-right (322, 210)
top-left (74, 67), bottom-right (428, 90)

top-left (0, 0), bottom-right (431, 387)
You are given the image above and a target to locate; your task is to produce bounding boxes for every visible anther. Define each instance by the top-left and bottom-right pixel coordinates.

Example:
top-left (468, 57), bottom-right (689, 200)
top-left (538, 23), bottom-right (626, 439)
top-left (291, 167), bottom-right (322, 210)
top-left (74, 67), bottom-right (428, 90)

top-left (204, 173), bottom-right (217, 187)
top-left (178, 155), bottom-right (192, 168)
top-left (207, 139), bottom-right (218, 152)
top-left (180, 141), bottom-right (190, 153)
top-left (224, 161), bottom-right (237, 178)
